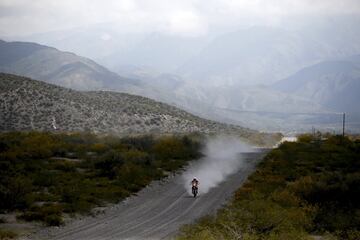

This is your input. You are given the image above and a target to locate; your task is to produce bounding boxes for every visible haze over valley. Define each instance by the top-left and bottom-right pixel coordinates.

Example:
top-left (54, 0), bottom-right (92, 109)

top-left (2, 1), bottom-right (360, 133)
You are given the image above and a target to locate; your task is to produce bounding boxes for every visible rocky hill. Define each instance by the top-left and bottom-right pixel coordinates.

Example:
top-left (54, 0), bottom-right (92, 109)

top-left (0, 73), bottom-right (268, 140)
top-left (0, 40), bottom-right (140, 91)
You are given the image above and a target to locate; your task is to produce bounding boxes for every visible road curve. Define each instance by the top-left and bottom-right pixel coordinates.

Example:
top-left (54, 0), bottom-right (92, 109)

top-left (28, 151), bottom-right (267, 240)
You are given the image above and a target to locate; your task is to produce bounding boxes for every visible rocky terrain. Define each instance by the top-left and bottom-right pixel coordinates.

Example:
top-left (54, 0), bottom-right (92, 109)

top-left (0, 73), bottom-right (268, 140)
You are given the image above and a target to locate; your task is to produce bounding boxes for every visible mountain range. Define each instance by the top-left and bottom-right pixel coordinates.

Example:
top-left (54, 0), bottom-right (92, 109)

top-left (13, 19), bottom-right (360, 87)
top-left (1, 34), bottom-right (359, 133)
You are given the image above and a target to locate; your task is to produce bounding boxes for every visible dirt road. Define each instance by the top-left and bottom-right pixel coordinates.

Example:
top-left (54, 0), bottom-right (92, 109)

top-left (28, 151), bottom-right (267, 240)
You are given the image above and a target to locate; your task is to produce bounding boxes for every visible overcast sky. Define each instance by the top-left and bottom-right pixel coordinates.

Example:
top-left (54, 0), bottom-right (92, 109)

top-left (1, 0), bottom-right (360, 37)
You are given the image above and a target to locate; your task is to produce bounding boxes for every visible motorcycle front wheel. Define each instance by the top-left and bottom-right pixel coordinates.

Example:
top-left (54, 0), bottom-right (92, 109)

top-left (192, 186), bottom-right (198, 197)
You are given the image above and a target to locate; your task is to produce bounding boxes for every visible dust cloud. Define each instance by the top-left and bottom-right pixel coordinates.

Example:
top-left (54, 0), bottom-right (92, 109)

top-left (182, 135), bottom-right (254, 195)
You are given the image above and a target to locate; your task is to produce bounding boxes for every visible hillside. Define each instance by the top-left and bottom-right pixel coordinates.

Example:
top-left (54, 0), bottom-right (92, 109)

top-left (273, 58), bottom-right (360, 114)
top-left (0, 73), bottom-right (272, 142)
top-left (0, 40), bottom-right (139, 91)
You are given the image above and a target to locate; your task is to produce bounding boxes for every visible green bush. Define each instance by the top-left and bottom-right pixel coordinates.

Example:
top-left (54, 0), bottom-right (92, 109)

top-left (297, 134), bottom-right (315, 143)
top-left (18, 211), bottom-right (44, 222)
top-left (44, 214), bottom-right (63, 226)
top-left (52, 161), bottom-right (76, 172)
top-left (32, 171), bottom-right (55, 187)
top-left (18, 204), bottom-right (63, 225)
top-left (0, 229), bottom-right (17, 239)
top-left (95, 150), bottom-right (124, 179)
top-left (0, 176), bottom-right (32, 210)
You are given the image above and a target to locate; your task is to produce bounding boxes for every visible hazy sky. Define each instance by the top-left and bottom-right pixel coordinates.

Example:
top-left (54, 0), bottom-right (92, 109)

top-left (1, 0), bottom-right (360, 37)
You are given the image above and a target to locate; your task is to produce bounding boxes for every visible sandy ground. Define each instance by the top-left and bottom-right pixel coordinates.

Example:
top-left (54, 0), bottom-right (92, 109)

top-left (21, 151), bottom-right (267, 240)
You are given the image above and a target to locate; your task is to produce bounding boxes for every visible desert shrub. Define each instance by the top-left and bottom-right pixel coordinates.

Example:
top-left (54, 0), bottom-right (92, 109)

top-left (121, 135), bottom-right (154, 151)
top-left (0, 176), bottom-right (32, 210)
top-left (20, 132), bottom-right (57, 159)
top-left (52, 161), bottom-right (76, 172)
top-left (123, 149), bottom-right (151, 165)
top-left (271, 189), bottom-right (302, 207)
top-left (60, 185), bottom-right (81, 204)
top-left (95, 150), bottom-right (124, 179)
top-left (63, 199), bottom-right (93, 214)
top-left (90, 143), bottom-right (108, 153)
top-left (344, 230), bottom-right (360, 240)
top-left (18, 204), bottom-right (63, 224)
top-left (44, 214), bottom-right (64, 226)
top-left (32, 171), bottom-right (55, 187)
top-left (297, 134), bottom-right (315, 143)
top-left (152, 136), bottom-right (186, 160)
top-left (0, 229), bottom-right (17, 239)
top-left (116, 163), bottom-right (147, 189)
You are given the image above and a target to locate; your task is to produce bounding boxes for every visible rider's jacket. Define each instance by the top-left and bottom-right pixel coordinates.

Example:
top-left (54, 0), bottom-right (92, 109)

top-left (191, 179), bottom-right (199, 187)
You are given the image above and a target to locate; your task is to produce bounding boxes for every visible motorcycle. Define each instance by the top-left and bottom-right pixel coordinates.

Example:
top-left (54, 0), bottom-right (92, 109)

top-left (192, 185), bottom-right (198, 198)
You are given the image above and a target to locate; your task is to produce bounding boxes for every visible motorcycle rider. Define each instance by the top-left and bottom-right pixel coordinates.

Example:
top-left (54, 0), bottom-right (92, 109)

top-left (191, 177), bottom-right (199, 197)
top-left (191, 177), bottom-right (199, 187)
